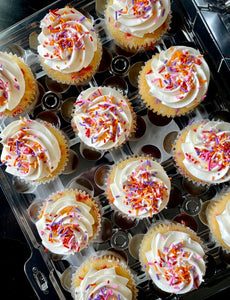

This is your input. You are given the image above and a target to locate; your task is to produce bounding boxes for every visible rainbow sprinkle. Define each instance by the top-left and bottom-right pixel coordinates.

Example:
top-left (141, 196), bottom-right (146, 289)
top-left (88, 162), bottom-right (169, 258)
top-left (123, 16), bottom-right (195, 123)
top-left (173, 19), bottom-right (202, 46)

top-left (151, 47), bottom-right (206, 100)
top-left (0, 65), bottom-right (21, 107)
top-left (121, 160), bottom-right (168, 216)
top-left (186, 128), bottom-right (230, 173)
top-left (1, 119), bottom-right (50, 175)
top-left (41, 7), bottom-right (93, 61)
top-left (152, 241), bottom-right (200, 290)
top-left (74, 91), bottom-right (131, 146)
top-left (39, 192), bottom-right (91, 252)
top-left (80, 277), bottom-right (121, 300)
top-left (115, 0), bottom-right (162, 20)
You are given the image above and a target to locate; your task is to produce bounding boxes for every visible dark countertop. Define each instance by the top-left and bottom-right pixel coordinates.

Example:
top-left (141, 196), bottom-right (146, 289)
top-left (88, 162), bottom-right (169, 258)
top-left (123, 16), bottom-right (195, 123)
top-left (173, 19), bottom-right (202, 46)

top-left (0, 0), bottom-right (55, 32)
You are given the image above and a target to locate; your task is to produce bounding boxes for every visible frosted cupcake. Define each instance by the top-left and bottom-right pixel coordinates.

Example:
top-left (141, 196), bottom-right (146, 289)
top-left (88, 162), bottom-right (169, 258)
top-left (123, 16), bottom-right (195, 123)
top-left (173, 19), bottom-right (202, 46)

top-left (37, 7), bottom-right (102, 85)
top-left (174, 120), bottom-right (230, 185)
top-left (105, 0), bottom-right (171, 52)
top-left (0, 52), bottom-right (37, 117)
top-left (139, 46), bottom-right (210, 117)
top-left (36, 189), bottom-right (101, 255)
top-left (207, 191), bottom-right (230, 252)
top-left (139, 221), bottom-right (206, 294)
top-left (72, 86), bottom-right (135, 151)
top-left (72, 252), bottom-right (137, 299)
top-left (107, 156), bottom-right (171, 218)
top-left (0, 118), bottom-right (69, 184)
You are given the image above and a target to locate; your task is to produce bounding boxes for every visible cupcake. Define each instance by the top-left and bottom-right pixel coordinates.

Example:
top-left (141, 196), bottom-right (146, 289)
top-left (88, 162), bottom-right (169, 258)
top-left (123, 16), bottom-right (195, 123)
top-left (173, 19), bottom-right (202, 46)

top-left (71, 86), bottom-right (135, 151)
top-left (207, 191), bottom-right (230, 252)
top-left (37, 6), bottom-right (102, 85)
top-left (107, 156), bottom-right (171, 218)
top-left (0, 118), bottom-right (69, 184)
top-left (72, 252), bottom-right (137, 299)
top-left (0, 52), bottom-right (37, 117)
top-left (174, 120), bottom-right (230, 185)
top-left (139, 46), bottom-right (210, 117)
top-left (35, 189), bottom-right (101, 255)
top-left (105, 0), bottom-right (171, 52)
top-left (139, 221), bottom-right (206, 294)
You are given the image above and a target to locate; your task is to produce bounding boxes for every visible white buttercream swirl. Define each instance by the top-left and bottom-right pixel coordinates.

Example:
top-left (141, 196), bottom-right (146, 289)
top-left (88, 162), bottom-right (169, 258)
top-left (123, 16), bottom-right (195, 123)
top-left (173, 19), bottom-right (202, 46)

top-left (109, 0), bottom-right (170, 37)
top-left (0, 52), bottom-right (25, 112)
top-left (145, 46), bottom-right (210, 109)
top-left (0, 119), bottom-right (61, 181)
top-left (37, 7), bottom-right (98, 73)
top-left (145, 230), bottom-right (206, 294)
top-left (110, 158), bottom-right (171, 218)
top-left (216, 201), bottom-right (230, 247)
top-left (181, 121), bottom-right (230, 183)
top-left (73, 267), bottom-right (132, 300)
top-left (72, 87), bottom-right (133, 150)
top-left (36, 190), bottom-right (96, 255)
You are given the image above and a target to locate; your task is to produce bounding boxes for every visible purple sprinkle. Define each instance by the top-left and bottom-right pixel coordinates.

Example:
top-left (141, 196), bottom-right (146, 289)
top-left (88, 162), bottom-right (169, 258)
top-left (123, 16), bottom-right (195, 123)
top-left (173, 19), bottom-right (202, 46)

top-left (115, 10), bottom-right (118, 21)
top-left (78, 43), bottom-right (84, 50)
top-left (60, 229), bottom-right (68, 237)
top-left (79, 16), bottom-right (86, 22)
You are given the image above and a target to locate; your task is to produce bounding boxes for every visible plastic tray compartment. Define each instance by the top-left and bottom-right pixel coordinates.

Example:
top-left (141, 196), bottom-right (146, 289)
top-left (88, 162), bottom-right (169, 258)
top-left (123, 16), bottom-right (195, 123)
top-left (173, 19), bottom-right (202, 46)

top-left (0, 0), bottom-right (230, 299)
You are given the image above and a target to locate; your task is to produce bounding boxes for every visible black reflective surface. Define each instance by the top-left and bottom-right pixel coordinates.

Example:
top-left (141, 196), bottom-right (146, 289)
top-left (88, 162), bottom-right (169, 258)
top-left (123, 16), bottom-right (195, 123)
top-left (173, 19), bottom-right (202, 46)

top-left (0, 0), bottom-right (55, 32)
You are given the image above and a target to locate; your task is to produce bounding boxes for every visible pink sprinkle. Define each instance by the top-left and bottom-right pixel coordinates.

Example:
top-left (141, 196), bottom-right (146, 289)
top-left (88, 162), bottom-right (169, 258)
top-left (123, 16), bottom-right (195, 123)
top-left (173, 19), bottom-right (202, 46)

top-left (154, 16), bottom-right (160, 23)
top-left (105, 289), bottom-right (113, 300)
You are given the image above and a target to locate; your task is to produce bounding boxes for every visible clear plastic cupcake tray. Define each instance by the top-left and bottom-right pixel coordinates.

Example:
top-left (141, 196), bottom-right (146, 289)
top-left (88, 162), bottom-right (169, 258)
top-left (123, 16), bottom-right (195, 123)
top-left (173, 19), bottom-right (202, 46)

top-left (1, 0), bottom-right (230, 299)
